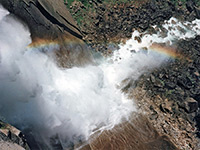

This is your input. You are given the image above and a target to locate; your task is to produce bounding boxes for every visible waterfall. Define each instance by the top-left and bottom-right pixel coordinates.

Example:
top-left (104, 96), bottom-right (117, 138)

top-left (0, 5), bottom-right (200, 149)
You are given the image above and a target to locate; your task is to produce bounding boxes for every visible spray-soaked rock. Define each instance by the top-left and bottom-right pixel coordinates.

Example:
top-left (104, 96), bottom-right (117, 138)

top-left (194, 6), bottom-right (200, 19)
top-left (186, 0), bottom-right (195, 12)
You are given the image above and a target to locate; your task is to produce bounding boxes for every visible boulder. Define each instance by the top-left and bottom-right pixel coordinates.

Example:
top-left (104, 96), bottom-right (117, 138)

top-left (186, 0), bottom-right (195, 12)
top-left (184, 97), bottom-right (198, 113)
top-left (194, 6), bottom-right (200, 19)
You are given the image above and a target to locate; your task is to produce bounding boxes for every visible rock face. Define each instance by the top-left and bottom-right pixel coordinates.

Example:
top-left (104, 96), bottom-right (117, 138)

top-left (0, 0), bottom-right (94, 68)
top-left (0, 0), bottom-right (82, 40)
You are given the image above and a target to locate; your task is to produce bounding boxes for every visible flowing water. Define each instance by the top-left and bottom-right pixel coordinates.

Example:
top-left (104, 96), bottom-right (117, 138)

top-left (0, 5), bottom-right (200, 150)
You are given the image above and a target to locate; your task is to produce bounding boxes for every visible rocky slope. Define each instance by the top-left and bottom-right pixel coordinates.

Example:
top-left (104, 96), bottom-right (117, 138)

top-left (70, 0), bottom-right (200, 54)
top-left (69, 0), bottom-right (200, 149)
top-left (131, 35), bottom-right (200, 149)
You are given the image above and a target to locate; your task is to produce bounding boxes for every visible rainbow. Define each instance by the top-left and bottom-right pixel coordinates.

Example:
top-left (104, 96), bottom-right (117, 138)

top-left (27, 38), bottom-right (190, 62)
top-left (149, 43), bottom-right (190, 61)
top-left (27, 38), bottom-right (58, 49)
top-left (27, 36), bottom-right (84, 50)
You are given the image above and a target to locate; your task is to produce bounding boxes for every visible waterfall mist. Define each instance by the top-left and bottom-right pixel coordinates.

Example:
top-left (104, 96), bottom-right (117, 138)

top-left (0, 5), bottom-right (200, 150)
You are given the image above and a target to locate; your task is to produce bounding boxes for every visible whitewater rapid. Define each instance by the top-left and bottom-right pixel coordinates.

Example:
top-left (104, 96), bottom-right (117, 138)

top-left (0, 5), bottom-right (200, 149)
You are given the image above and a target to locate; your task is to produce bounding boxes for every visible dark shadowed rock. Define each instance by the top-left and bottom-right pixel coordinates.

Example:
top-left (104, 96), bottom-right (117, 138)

top-left (184, 97), bottom-right (198, 113)
top-left (194, 6), bottom-right (200, 19)
top-left (186, 0), bottom-right (195, 12)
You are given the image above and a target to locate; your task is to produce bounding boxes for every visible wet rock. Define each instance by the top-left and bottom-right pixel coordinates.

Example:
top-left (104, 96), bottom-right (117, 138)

top-left (186, 0), bottom-right (195, 12)
top-left (150, 74), bottom-right (156, 83)
top-left (194, 6), bottom-right (200, 19)
top-left (187, 11), bottom-right (198, 21)
top-left (49, 135), bottom-right (63, 150)
top-left (184, 97), bottom-right (198, 113)
top-left (138, 21), bottom-right (149, 30)
top-left (195, 112), bottom-right (200, 134)
top-left (75, 0), bottom-right (179, 52)
top-left (177, 75), bottom-right (194, 89)
top-left (0, 121), bottom-right (30, 150)
top-left (190, 87), bottom-right (200, 98)
top-left (165, 81), bottom-right (176, 89)
top-left (154, 79), bottom-right (165, 88)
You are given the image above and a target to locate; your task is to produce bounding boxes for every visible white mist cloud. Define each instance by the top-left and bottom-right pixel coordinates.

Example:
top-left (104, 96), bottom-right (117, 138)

top-left (0, 5), bottom-right (200, 150)
top-left (0, 6), bottom-right (135, 148)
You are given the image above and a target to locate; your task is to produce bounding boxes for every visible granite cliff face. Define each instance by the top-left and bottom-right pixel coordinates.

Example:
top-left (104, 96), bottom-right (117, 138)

top-left (0, 0), bottom-right (82, 40)
top-left (0, 0), bottom-right (93, 68)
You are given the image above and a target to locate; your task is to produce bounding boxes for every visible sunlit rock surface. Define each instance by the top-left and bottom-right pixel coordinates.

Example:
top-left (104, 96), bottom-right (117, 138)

top-left (79, 115), bottom-right (177, 150)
